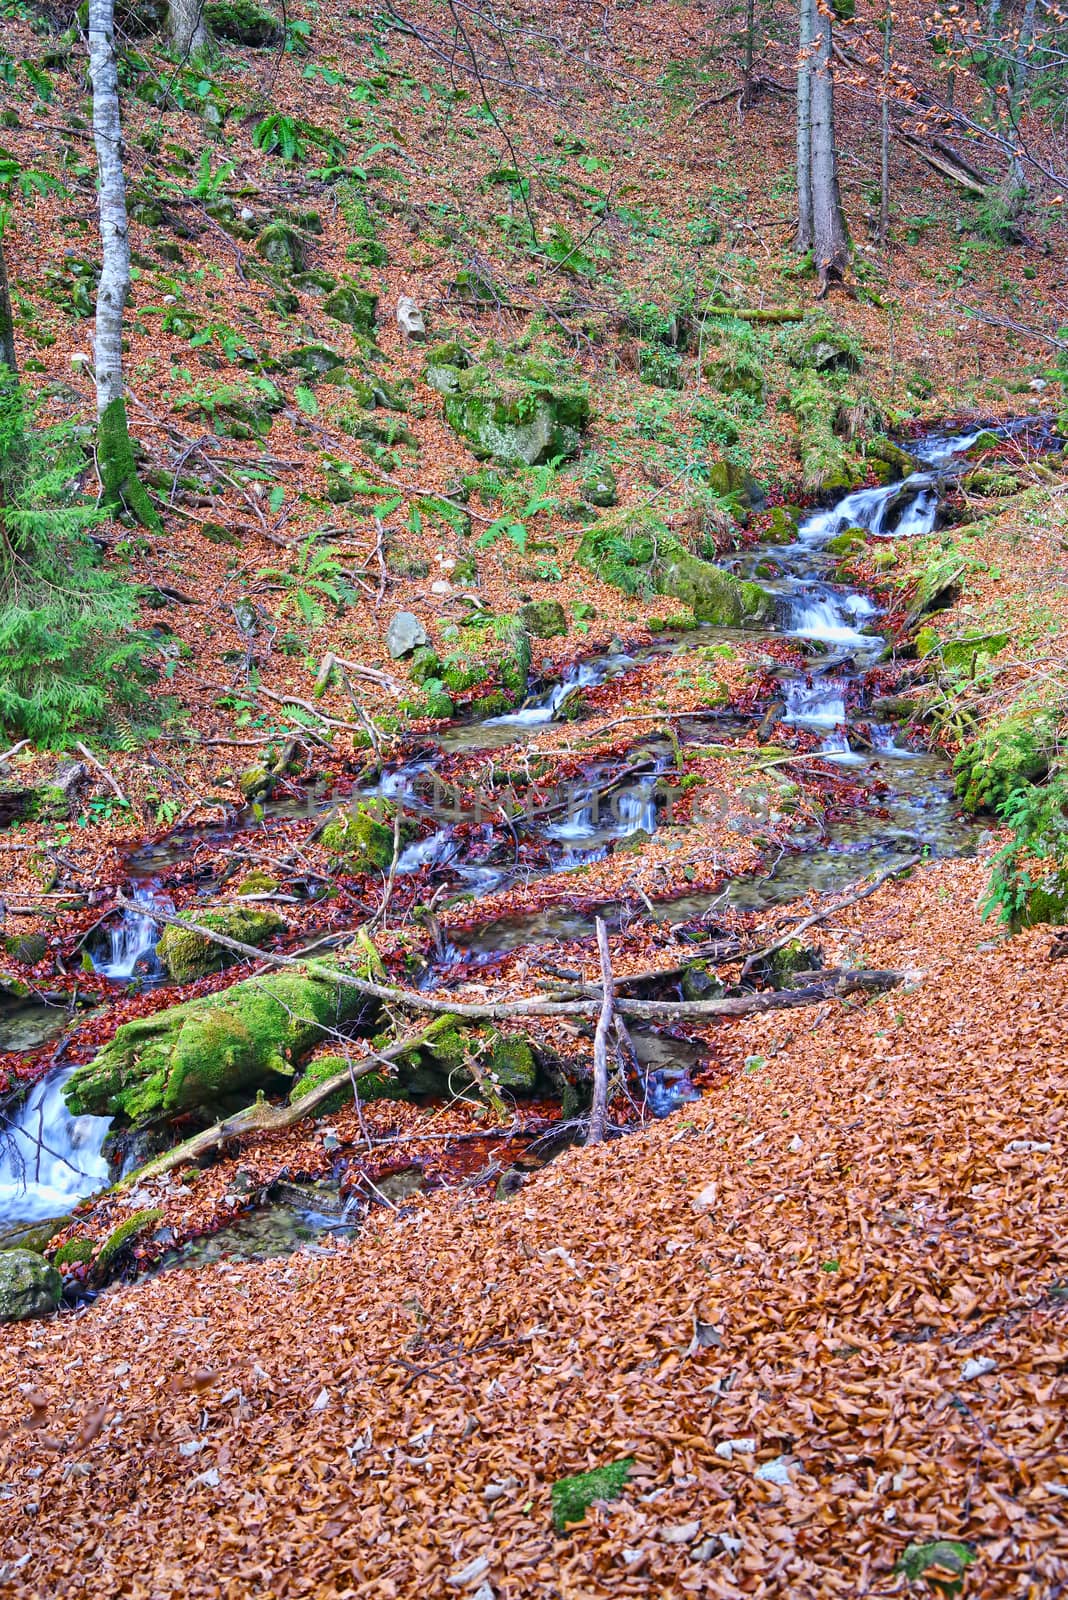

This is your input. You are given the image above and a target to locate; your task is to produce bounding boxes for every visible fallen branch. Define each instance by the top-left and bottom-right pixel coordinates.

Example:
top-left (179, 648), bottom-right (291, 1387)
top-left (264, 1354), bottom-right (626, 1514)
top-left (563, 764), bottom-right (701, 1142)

top-left (74, 742), bottom-right (129, 805)
top-left (314, 650), bottom-right (403, 698)
top-left (703, 304), bottom-right (803, 324)
top-left (126, 1023), bottom-right (437, 1183)
top-left (740, 855), bottom-right (921, 977)
top-left (117, 897), bottom-right (908, 1023)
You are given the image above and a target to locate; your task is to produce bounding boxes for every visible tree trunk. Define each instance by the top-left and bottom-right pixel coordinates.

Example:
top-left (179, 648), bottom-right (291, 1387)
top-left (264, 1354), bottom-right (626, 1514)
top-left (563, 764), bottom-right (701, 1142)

top-left (742, 0), bottom-right (755, 109)
top-left (809, 2), bottom-right (849, 292)
top-left (1001, 0), bottom-right (1038, 215)
top-left (0, 234), bottom-right (15, 376)
top-left (88, 0), bottom-right (159, 530)
top-left (795, 0), bottom-right (814, 251)
top-left (168, 0), bottom-right (208, 56)
top-left (879, 3), bottom-right (891, 249)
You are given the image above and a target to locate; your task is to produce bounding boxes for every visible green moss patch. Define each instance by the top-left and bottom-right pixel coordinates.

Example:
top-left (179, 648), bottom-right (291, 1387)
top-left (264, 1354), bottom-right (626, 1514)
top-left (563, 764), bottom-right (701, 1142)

top-left (156, 905), bottom-right (286, 983)
top-left (551, 1459), bottom-right (633, 1532)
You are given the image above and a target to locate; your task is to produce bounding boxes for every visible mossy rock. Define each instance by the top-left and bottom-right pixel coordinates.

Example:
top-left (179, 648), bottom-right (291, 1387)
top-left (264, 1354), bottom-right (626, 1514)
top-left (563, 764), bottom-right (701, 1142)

top-left (290, 1054), bottom-right (410, 1115)
top-left (53, 1236), bottom-right (95, 1271)
top-left (825, 527), bottom-right (868, 558)
top-left (408, 646), bottom-right (443, 685)
top-left (238, 765), bottom-right (273, 801)
top-left (940, 632), bottom-right (1009, 675)
top-left (64, 962), bottom-right (366, 1125)
top-left (204, 0), bottom-right (282, 46)
top-left (659, 547), bottom-right (774, 626)
top-left (954, 712), bottom-right (1058, 814)
top-left (255, 223), bottom-right (306, 275)
top-left (285, 344), bottom-right (345, 378)
top-left (639, 347), bottom-right (683, 389)
top-left (765, 939), bottom-right (819, 988)
top-left (707, 458), bottom-right (761, 513)
top-left (440, 356), bottom-right (590, 467)
top-left (399, 679), bottom-right (454, 721)
top-left (391, 1014), bottom-right (539, 1100)
top-left (868, 437), bottom-right (919, 480)
top-left (320, 803), bottom-right (407, 871)
top-left (518, 600), bottom-right (567, 639)
top-left (582, 464), bottom-right (617, 507)
top-left (704, 357), bottom-right (764, 400)
top-left (424, 341), bottom-right (475, 394)
top-left (0, 1250), bottom-right (62, 1322)
top-left (4, 932), bottom-right (48, 966)
top-left (156, 905), bottom-right (286, 983)
top-left (441, 617), bottom-right (530, 700)
top-left (323, 283), bottom-right (378, 332)
top-left (961, 467), bottom-right (1021, 498)
top-left (785, 314), bottom-right (862, 373)
top-left (235, 870), bottom-right (280, 895)
top-left (551, 1459), bottom-right (633, 1532)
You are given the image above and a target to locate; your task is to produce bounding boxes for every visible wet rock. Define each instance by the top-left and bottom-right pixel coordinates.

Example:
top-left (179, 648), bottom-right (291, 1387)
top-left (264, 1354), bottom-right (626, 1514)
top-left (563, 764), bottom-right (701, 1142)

top-left (386, 611), bottom-right (429, 658)
top-left (285, 343), bottom-right (344, 379)
top-left (396, 296), bottom-right (426, 340)
top-left (156, 904), bottom-right (286, 983)
top-left (680, 962), bottom-right (724, 1002)
top-left (0, 1249), bottom-right (62, 1322)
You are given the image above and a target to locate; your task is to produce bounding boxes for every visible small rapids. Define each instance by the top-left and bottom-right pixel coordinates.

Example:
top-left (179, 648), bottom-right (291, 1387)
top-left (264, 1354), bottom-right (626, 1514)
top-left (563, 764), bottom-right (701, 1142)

top-left (0, 421), bottom-right (1027, 1231)
top-left (0, 889), bottom-right (169, 1227)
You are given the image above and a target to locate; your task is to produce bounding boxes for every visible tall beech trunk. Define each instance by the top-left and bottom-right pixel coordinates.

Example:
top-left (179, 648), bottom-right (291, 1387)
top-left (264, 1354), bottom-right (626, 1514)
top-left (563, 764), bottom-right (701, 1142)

top-left (88, 0), bottom-right (158, 529)
top-left (796, 0), bottom-right (814, 251)
top-left (808, 1), bottom-right (849, 291)
top-left (168, 0), bottom-right (208, 57)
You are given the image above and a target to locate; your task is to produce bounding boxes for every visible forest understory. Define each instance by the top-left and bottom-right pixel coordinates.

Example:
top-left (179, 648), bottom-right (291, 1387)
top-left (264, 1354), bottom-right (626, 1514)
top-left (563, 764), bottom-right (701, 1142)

top-left (0, 0), bottom-right (1066, 1592)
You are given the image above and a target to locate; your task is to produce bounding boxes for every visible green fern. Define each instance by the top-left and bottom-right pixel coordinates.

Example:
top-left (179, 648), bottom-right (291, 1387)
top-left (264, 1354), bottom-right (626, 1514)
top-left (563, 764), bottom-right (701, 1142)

top-left (0, 374), bottom-right (152, 747)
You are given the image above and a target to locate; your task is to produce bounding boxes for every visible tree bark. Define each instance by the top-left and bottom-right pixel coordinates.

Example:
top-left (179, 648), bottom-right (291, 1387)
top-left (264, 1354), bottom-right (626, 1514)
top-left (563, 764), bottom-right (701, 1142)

top-left (168, 0), bottom-right (208, 56)
top-left (0, 234), bottom-right (15, 375)
top-left (586, 917), bottom-right (613, 1145)
top-left (88, 0), bottom-right (159, 529)
top-left (809, 1), bottom-right (849, 291)
top-left (796, 0), bottom-right (814, 251)
top-left (879, 3), bottom-right (891, 248)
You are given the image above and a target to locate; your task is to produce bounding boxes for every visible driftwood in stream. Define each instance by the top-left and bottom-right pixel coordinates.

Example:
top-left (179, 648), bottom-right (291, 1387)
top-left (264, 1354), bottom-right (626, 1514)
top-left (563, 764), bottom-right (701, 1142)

top-left (116, 897), bottom-right (908, 1022)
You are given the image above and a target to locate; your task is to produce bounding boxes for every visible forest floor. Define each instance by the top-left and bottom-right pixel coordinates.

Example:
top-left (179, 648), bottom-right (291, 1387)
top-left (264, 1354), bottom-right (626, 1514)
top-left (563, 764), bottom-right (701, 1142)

top-left (0, 0), bottom-right (1067, 1593)
top-left (1, 853), bottom-right (1067, 1597)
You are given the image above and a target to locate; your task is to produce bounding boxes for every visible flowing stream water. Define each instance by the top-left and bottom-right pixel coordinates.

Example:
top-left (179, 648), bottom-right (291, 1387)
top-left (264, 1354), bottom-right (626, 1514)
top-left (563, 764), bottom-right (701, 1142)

top-left (0, 425), bottom-right (1012, 1231)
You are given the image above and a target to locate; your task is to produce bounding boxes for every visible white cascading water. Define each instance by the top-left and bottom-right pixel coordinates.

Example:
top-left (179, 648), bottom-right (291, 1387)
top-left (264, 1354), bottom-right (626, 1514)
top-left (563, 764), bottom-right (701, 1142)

top-left (0, 890), bottom-right (168, 1226)
top-left (0, 1069), bottom-right (112, 1225)
top-left (487, 655), bottom-right (628, 727)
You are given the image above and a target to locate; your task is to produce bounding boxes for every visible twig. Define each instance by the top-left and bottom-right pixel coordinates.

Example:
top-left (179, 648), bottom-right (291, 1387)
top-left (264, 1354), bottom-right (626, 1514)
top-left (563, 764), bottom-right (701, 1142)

top-left (740, 855), bottom-right (921, 977)
top-left (74, 742), bottom-right (129, 805)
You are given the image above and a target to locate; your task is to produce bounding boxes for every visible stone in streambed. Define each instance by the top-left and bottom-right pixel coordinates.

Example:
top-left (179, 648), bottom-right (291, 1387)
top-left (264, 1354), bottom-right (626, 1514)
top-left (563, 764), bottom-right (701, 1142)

top-left (156, 904), bottom-right (286, 983)
top-left (0, 1249), bottom-right (62, 1322)
top-left (518, 600), bottom-right (567, 639)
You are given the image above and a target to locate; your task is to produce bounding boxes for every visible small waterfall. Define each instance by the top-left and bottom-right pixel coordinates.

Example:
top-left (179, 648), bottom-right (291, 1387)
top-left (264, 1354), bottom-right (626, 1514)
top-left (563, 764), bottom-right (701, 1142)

top-left (94, 887), bottom-right (168, 982)
top-left (396, 827), bottom-right (456, 874)
top-left (487, 655), bottom-right (628, 728)
top-left (0, 1068), bottom-right (111, 1225)
top-left (782, 677), bottom-right (847, 728)
top-left (787, 590), bottom-right (875, 648)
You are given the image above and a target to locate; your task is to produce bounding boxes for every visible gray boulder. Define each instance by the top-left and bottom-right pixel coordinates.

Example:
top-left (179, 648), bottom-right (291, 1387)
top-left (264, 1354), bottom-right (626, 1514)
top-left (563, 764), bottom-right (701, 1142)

top-left (386, 611), bottom-right (429, 659)
top-left (0, 1249), bottom-right (62, 1322)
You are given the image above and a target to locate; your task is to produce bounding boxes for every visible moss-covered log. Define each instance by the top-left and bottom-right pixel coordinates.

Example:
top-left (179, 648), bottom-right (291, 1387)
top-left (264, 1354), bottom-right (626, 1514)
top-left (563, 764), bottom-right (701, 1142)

top-left (64, 961), bottom-right (370, 1125)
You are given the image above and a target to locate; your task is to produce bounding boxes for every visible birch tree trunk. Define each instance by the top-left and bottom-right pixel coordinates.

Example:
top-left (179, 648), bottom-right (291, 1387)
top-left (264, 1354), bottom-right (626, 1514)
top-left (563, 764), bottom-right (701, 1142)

top-left (168, 0), bottom-right (208, 57)
top-left (795, 0), bottom-right (814, 251)
top-left (0, 236), bottom-right (15, 376)
top-left (809, 2), bottom-right (849, 292)
top-left (88, 0), bottom-right (159, 529)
